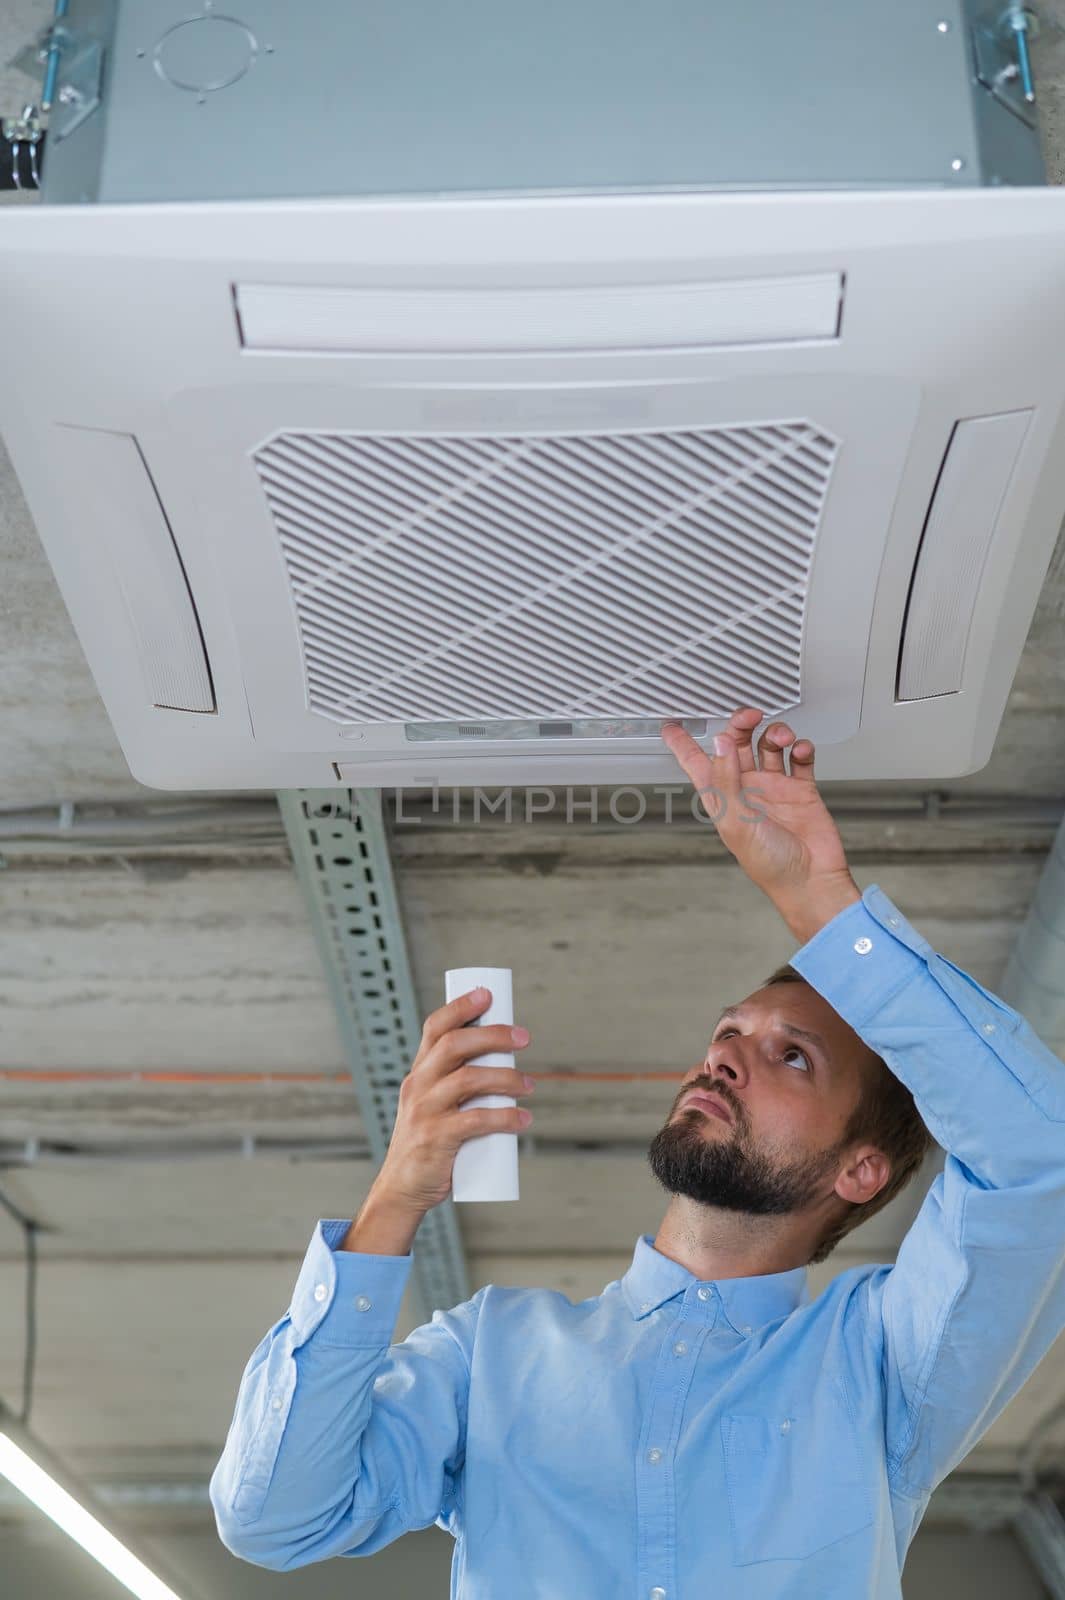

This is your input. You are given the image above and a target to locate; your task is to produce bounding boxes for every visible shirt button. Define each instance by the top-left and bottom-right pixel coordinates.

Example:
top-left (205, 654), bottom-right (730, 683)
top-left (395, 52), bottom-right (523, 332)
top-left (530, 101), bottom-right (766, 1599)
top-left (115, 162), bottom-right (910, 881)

top-left (697, 1287), bottom-right (710, 1301)
top-left (641, 1302), bottom-right (652, 1313)
top-left (355, 1295), bottom-right (372, 1311)
top-left (650, 1589), bottom-right (667, 1600)
top-left (854, 937), bottom-right (873, 955)
top-left (780, 1419), bottom-right (792, 1434)
top-left (271, 1396), bottom-right (283, 1411)
top-left (888, 916), bottom-right (900, 928)
top-left (983, 1022), bottom-right (996, 1033)
top-left (313, 1283), bottom-right (327, 1302)
top-left (673, 1341), bottom-right (688, 1356)
top-left (647, 1448), bottom-right (663, 1464)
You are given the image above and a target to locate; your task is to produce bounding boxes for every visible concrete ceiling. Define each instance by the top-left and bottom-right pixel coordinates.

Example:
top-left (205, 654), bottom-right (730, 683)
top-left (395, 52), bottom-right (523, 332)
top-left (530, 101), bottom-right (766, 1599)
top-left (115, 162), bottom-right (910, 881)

top-left (1, 0), bottom-right (1064, 1539)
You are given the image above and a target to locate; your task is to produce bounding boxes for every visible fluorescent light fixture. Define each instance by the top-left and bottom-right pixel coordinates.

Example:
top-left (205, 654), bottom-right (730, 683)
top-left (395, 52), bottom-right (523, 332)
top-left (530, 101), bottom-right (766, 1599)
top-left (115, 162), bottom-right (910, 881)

top-left (0, 1406), bottom-right (191, 1600)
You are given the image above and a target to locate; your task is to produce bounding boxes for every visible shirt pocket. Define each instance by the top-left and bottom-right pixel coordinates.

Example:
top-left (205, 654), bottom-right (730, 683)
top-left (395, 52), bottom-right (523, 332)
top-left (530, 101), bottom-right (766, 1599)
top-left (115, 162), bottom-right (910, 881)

top-left (722, 1402), bottom-right (874, 1565)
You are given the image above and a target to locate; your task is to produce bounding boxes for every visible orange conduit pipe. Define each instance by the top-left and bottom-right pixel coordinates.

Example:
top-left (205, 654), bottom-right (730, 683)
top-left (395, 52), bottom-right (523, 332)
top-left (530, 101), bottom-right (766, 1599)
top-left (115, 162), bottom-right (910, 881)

top-left (0, 1068), bottom-right (677, 1084)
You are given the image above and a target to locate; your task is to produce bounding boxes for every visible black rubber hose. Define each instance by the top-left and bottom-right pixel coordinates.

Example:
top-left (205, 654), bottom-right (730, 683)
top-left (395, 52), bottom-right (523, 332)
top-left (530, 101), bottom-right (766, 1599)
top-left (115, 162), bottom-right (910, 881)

top-left (1, 128), bottom-right (46, 192)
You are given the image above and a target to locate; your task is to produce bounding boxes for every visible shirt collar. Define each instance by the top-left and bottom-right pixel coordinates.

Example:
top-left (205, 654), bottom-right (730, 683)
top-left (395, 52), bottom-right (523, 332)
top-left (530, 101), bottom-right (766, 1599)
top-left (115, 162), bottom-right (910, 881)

top-left (620, 1233), bottom-right (810, 1328)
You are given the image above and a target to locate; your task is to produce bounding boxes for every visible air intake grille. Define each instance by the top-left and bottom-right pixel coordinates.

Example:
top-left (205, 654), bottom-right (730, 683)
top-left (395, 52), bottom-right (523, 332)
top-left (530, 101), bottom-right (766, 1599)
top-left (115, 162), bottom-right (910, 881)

top-left (252, 422), bottom-right (837, 723)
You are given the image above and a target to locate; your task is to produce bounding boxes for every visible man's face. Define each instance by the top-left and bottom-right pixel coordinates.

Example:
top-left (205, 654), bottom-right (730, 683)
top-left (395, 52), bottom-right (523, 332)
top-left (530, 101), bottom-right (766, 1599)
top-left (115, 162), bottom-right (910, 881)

top-left (646, 982), bottom-right (874, 1220)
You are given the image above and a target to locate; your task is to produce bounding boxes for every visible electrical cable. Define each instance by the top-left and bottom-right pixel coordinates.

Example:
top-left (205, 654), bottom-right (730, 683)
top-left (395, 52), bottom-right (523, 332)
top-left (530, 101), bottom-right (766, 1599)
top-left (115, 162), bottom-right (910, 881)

top-left (1, 126), bottom-right (45, 191)
top-left (0, 1186), bottom-right (39, 1426)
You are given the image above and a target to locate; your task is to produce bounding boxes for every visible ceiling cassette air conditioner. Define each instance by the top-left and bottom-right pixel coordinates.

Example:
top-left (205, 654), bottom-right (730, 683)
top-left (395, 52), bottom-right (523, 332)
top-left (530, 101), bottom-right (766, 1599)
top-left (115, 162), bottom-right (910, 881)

top-left (4, 192), bottom-right (1065, 791)
top-left (1, 2), bottom-right (1064, 791)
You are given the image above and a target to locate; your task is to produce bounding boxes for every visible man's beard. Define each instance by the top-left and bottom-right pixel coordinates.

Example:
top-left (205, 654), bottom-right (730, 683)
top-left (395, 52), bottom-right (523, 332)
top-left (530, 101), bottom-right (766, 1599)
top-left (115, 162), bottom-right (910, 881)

top-left (646, 1103), bottom-right (846, 1217)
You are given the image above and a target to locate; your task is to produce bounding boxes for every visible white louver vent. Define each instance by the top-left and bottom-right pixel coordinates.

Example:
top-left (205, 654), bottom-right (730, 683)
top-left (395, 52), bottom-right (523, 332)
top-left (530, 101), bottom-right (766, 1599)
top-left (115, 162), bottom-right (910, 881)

top-left (254, 423), bottom-right (835, 725)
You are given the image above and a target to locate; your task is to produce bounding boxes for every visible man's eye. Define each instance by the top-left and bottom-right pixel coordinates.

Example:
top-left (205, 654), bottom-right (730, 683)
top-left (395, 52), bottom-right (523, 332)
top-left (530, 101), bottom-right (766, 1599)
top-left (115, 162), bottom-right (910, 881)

top-left (712, 1028), bottom-right (811, 1071)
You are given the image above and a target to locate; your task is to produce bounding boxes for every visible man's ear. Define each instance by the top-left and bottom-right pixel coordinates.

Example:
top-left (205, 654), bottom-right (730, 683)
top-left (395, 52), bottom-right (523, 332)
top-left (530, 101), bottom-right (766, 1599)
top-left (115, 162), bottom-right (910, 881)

top-left (835, 1148), bottom-right (891, 1208)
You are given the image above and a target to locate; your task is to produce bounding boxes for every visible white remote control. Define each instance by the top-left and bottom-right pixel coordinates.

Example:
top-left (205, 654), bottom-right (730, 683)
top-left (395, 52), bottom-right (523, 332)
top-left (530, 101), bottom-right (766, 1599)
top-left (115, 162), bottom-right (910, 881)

top-left (444, 967), bottom-right (519, 1202)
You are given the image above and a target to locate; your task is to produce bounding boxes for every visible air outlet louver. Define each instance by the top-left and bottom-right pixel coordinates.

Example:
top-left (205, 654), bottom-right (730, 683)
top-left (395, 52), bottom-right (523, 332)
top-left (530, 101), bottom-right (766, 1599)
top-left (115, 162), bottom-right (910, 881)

top-left (253, 422), bottom-right (835, 725)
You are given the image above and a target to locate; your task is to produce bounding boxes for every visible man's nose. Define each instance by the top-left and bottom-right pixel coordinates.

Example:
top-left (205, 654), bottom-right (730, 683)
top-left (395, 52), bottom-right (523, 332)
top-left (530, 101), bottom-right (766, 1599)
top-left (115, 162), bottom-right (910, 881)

top-left (684, 1057), bottom-right (738, 1094)
top-left (704, 1043), bottom-right (743, 1080)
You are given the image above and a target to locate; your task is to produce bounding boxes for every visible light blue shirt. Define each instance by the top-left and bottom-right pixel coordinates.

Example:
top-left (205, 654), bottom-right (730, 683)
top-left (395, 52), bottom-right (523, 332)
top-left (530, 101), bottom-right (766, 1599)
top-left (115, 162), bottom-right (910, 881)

top-left (210, 884), bottom-right (1065, 1597)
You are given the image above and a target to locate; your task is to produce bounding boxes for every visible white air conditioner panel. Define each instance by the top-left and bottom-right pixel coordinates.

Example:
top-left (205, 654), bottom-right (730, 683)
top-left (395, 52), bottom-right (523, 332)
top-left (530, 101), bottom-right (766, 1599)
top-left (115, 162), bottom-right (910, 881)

top-left (3, 189), bottom-right (1065, 790)
top-left (166, 371), bottom-right (916, 761)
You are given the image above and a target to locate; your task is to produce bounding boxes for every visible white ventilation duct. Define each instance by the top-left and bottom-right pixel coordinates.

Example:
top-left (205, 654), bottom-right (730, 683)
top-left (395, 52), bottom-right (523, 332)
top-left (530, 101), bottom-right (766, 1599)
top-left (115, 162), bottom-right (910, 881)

top-left (1000, 816), bottom-right (1065, 1060)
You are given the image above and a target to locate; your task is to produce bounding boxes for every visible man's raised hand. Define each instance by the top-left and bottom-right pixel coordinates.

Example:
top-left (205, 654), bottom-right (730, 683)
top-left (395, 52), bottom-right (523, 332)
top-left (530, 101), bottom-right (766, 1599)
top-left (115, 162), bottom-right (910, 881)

top-left (660, 706), bottom-right (859, 926)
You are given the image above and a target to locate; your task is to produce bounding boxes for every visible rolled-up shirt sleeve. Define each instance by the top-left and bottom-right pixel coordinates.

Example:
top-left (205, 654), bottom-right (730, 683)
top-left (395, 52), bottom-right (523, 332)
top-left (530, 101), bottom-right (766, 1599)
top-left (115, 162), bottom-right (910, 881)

top-left (209, 1218), bottom-right (482, 1571)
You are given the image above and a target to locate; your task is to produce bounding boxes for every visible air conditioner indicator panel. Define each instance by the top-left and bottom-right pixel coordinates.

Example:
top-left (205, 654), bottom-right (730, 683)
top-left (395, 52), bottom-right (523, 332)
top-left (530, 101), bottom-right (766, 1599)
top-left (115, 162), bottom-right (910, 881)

top-left (405, 717), bottom-right (708, 741)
